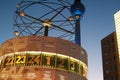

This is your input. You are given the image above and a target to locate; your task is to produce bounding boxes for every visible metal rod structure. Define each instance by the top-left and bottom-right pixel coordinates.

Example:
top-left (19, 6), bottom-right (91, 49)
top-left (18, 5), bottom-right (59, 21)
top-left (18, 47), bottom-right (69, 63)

top-left (44, 26), bottom-right (49, 36)
top-left (15, 0), bottom-right (85, 45)
top-left (75, 19), bottom-right (81, 46)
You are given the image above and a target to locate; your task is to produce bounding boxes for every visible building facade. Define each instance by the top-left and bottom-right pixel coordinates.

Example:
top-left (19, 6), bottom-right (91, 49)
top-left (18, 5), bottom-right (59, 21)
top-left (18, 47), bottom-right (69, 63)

top-left (101, 32), bottom-right (120, 80)
top-left (114, 10), bottom-right (120, 80)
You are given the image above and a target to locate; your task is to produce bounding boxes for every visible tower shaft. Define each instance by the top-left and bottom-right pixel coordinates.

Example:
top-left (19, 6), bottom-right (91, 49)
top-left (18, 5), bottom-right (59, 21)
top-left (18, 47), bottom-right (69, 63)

top-left (75, 19), bottom-right (81, 46)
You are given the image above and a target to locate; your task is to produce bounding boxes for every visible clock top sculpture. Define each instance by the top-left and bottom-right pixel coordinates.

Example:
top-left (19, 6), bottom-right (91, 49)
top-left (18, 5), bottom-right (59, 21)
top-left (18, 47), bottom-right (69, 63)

top-left (14, 0), bottom-right (85, 46)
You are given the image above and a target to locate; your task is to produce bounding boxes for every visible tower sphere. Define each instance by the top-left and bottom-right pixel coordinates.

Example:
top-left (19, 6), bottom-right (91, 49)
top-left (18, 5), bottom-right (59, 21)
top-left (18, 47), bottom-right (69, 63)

top-left (70, 0), bottom-right (85, 16)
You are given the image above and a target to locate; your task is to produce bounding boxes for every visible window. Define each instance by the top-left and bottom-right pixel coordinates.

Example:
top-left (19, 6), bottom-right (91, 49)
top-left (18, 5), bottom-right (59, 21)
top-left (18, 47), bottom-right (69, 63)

top-left (4, 55), bottom-right (14, 67)
top-left (15, 54), bottom-right (26, 66)
top-left (70, 59), bottom-right (79, 73)
top-left (56, 55), bottom-right (68, 70)
top-left (42, 53), bottom-right (55, 68)
top-left (27, 54), bottom-right (41, 66)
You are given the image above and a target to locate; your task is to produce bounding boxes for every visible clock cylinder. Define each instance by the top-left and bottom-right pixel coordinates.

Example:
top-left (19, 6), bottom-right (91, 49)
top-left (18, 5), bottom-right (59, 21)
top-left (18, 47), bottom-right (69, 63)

top-left (0, 36), bottom-right (88, 80)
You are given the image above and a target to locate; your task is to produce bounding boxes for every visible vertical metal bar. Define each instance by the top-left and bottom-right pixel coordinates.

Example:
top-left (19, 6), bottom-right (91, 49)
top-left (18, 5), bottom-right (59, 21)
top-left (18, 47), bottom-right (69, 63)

top-left (75, 19), bottom-right (81, 46)
top-left (44, 26), bottom-right (49, 36)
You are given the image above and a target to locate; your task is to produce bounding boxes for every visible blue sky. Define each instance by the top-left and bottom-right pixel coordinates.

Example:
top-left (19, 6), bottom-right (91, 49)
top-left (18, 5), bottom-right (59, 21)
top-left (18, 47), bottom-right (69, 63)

top-left (0, 0), bottom-right (120, 80)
